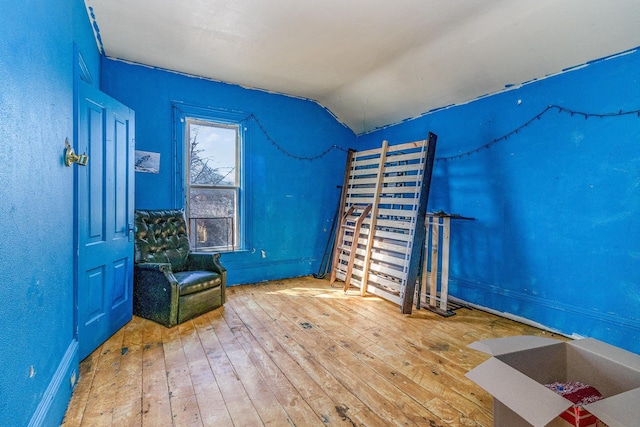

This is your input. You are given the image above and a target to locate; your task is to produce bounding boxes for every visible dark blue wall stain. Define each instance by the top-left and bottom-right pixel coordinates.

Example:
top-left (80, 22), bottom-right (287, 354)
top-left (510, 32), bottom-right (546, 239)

top-left (358, 48), bottom-right (640, 354)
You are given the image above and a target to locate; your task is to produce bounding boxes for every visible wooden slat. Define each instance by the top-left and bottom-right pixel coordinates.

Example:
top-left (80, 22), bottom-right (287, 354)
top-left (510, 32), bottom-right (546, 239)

top-left (377, 186), bottom-right (421, 196)
top-left (386, 139), bottom-right (428, 153)
top-left (366, 272), bottom-right (404, 292)
top-left (440, 217), bottom-right (451, 311)
top-left (347, 187), bottom-right (380, 195)
top-left (352, 156), bottom-right (382, 168)
top-left (399, 132), bottom-right (437, 313)
top-left (377, 196), bottom-right (421, 206)
top-left (329, 150), bottom-right (356, 286)
top-left (377, 207), bottom-right (418, 219)
top-left (361, 282), bottom-right (404, 305)
top-left (382, 163), bottom-right (425, 174)
top-left (352, 175), bottom-right (421, 186)
top-left (338, 247), bottom-right (408, 267)
top-left (372, 238), bottom-right (411, 254)
top-left (383, 151), bottom-right (425, 164)
top-left (358, 140), bottom-right (388, 297)
top-left (429, 217), bottom-right (440, 307)
top-left (368, 261), bottom-right (406, 279)
top-left (331, 137), bottom-right (433, 309)
top-left (376, 219), bottom-right (415, 231)
top-left (371, 229), bottom-right (413, 242)
top-left (342, 272), bottom-right (404, 300)
top-left (354, 145), bottom-right (384, 157)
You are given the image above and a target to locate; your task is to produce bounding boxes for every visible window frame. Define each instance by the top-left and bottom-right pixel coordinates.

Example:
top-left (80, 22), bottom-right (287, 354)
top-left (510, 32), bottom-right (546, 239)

top-left (173, 103), bottom-right (249, 252)
top-left (186, 118), bottom-right (240, 251)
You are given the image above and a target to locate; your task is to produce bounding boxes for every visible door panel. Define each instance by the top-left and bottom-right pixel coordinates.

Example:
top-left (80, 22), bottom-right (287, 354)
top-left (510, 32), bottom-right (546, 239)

top-left (77, 81), bottom-right (135, 360)
top-left (114, 118), bottom-right (128, 235)
top-left (85, 266), bottom-right (105, 322)
top-left (87, 104), bottom-right (105, 243)
top-left (112, 258), bottom-right (128, 306)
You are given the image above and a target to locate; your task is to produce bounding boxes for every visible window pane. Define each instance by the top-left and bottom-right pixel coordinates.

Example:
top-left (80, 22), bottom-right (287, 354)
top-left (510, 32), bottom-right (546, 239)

top-left (190, 218), bottom-right (234, 250)
top-left (189, 188), bottom-right (236, 250)
top-left (189, 123), bottom-right (237, 186)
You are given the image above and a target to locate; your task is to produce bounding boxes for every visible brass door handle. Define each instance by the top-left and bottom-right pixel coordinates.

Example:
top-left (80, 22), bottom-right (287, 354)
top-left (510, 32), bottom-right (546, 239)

top-left (64, 138), bottom-right (88, 166)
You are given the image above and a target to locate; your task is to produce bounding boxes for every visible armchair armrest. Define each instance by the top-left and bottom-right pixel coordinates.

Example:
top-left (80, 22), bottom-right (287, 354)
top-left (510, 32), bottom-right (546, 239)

top-left (135, 261), bottom-right (180, 281)
top-left (188, 253), bottom-right (226, 275)
top-left (133, 262), bottom-right (180, 327)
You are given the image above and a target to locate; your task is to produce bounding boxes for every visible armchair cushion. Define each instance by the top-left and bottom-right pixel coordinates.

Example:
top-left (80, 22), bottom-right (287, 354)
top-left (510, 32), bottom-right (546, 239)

top-left (174, 271), bottom-right (222, 296)
top-left (133, 209), bottom-right (226, 327)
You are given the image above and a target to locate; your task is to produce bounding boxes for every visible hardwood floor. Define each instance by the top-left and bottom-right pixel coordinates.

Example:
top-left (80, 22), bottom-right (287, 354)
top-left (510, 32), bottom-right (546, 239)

top-left (62, 276), bottom-right (563, 427)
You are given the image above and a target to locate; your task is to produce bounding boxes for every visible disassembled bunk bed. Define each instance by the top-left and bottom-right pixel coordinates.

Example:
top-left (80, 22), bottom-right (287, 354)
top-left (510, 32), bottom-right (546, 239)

top-left (329, 133), bottom-right (437, 314)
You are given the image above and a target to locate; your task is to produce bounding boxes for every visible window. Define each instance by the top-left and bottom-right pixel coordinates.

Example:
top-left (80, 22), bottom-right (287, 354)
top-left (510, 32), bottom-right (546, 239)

top-left (186, 119), bottom-right (240, 251)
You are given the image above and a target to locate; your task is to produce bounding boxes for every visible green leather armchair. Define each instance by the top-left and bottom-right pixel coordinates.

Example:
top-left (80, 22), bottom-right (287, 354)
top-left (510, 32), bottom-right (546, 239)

top-left (133, 209), bottom-right (226, 327)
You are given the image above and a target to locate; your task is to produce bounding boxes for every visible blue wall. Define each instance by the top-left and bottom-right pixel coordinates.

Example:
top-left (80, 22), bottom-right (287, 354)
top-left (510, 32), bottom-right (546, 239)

top-left (358, 49), bottom-right (640, 354)
top-left (2, 3), bottom-right (638, 424)
top-left (100, 59), bottom-right (356, 285)
top-left (0, 0), bottom-right (100, 425)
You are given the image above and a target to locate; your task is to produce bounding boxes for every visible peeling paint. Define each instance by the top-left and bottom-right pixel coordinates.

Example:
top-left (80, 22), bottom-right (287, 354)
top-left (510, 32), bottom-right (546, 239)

top-left (86, 7), bottom-right (105, 55)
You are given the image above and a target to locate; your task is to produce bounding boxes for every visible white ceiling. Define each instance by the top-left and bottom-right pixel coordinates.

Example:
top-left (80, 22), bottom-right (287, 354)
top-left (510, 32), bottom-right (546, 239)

top-left (84, 0), bottom-right (640, 134)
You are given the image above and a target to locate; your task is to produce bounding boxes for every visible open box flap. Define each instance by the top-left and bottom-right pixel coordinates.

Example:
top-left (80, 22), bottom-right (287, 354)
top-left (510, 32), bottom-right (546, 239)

top-left (466, 357), bottom-right (572, 426)
top-left (467, 335), bottom-right (561, 356)
top-left (568, 338), bottom-right (640, 372)
top-left (583, 388), bottom-right (640, 427)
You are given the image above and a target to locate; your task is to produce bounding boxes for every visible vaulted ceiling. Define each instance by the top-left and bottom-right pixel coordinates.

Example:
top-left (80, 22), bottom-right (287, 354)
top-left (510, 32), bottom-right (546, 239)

top-left (84, 0), bottom-right (640, 134)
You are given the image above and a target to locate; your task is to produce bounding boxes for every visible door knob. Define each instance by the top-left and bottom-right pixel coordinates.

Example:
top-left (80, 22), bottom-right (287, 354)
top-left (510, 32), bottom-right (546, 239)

top-left (64, 138), bottom-right (88, 166)
top-left (128, 223), bottom-right (137, 242)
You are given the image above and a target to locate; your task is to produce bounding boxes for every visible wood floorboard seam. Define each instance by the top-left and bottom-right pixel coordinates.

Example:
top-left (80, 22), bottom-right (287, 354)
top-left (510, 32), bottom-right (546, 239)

top-left (63, 276), bottom-right (567, 427)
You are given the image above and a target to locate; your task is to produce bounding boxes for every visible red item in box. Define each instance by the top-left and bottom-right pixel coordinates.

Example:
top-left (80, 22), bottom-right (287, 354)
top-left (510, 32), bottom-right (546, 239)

top-left (544, 381), bottom-right (607, 427)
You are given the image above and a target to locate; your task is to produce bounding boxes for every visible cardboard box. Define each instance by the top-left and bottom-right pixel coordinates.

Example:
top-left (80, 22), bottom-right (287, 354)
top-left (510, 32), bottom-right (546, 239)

top-left (556, 405), bottom-right (605, 427)
top-left (465, 336), bottom-right (640, 427)
top-left (545, 381), bottom-right (606, 427)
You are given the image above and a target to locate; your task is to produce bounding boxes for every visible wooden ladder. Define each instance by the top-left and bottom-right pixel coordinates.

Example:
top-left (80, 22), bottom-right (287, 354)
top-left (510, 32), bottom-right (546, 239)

top-left (330, 204), bottom-right (372, 291)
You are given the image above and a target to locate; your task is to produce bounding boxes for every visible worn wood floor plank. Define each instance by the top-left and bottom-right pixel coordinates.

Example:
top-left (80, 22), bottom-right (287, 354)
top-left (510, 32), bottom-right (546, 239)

top-left (140, 317), bottom-right (173, 426)
top-left (73, 326), bottom-right (126, 425)
top-left (259, 288), bottom-right (427, 426)
top-left (307, 286), bottom-right (493, 424)
top-left (61, 349), bottom-right (98, 425)
top-left (205, 307), bottom-right (294, 426)
top-left (278, 288), bottom-right (463, 425)
top-left (249, 294), bottom-right (403, 426)
top-left (64, 276), bottom-right (563, 427)
top-left (220, 303), bottom-right (326, 426)
top-left (196, 307), bottom-right (265, 426)
top-left (187, 316), bottom-right (234, 427)
top-left (229, 288), bottom-right (389, 427)
top-left (112, 319), bottom-right (143, 427)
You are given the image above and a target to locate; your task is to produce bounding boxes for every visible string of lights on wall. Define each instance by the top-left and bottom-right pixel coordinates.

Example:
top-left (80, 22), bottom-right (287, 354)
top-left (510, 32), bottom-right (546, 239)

top-left (247, 104), bottom-right (640, 162)
top-left (436, 104), bottom-right (640, 162)
top-left (248, 113), bottom-right (349, 161)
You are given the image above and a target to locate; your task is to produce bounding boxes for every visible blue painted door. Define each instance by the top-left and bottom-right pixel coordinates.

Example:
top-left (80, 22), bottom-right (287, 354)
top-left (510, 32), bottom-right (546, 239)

top-left (76, 81), bottom-right (135, 360)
